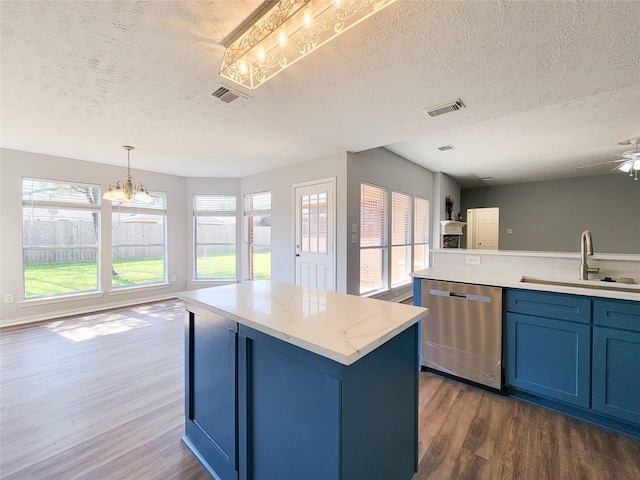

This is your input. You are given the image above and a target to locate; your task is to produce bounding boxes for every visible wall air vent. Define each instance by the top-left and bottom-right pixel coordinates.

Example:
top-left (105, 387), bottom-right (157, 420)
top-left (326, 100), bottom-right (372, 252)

top-left (423, 98), bottom-right (465, 117)
top-left (209, 84), bottom-right (252, 106)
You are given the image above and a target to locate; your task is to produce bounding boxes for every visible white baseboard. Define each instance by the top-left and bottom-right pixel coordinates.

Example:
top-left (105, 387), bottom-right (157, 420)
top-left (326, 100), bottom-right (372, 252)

top-left (1, 293), bottom-right (180, 328)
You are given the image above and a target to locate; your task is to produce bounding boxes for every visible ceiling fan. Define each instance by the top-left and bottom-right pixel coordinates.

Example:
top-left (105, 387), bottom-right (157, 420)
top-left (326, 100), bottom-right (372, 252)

top-left (579, 137), bottom-right (640, 181)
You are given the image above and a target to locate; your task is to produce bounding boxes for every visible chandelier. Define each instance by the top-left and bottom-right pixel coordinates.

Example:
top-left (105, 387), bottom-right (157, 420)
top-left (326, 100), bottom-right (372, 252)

top-left (102, 146), bottom-right (153, 203)
top-left (220, 0), bottom-right (398, 90)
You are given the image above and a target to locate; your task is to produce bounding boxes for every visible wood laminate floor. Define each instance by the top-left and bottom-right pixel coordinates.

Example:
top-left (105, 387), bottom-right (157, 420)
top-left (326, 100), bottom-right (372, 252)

top-left (1, 299), bottom-right (639, 480)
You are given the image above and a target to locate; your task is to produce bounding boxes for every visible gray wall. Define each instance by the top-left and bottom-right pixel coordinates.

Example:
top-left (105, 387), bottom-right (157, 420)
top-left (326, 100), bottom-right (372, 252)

top-left (432, 172), bottom-right (461, 249)
top-left (461, 175), bottom-right (640, 253)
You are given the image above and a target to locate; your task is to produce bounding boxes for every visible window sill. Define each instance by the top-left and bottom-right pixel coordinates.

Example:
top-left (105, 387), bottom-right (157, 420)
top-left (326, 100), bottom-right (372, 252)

top-left (109, 283), bottom-right (171, 296)
top-left (18, 290), bottom-right (105, 307)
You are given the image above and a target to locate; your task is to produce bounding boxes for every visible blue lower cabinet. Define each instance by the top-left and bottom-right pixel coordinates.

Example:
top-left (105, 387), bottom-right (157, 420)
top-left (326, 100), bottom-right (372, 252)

top-left (592, 299), bottom-right (640, 425)
top-left (505, 312), bottom-right (591, 408)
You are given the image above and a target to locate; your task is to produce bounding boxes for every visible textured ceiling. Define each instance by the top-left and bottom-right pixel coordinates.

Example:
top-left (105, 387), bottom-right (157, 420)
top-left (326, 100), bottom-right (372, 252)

top-left (1, 0), bottom-right (639, 187)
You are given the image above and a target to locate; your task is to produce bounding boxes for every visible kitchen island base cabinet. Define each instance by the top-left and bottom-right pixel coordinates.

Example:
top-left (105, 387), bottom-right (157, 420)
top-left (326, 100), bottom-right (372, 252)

top-left (184, 305), bottom-right (419, 480)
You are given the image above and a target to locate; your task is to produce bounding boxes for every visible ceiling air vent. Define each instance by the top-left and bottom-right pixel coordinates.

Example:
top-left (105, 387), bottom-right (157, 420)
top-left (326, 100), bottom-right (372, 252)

top-left (423, 98), bottom-right (465, 117)
top-left (209, 84), bottom-right (252, 107)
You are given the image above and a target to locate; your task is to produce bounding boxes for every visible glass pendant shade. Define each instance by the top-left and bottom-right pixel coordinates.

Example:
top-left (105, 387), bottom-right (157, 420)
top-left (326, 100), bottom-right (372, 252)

top-left (102, 146), bottom-right (153, 202)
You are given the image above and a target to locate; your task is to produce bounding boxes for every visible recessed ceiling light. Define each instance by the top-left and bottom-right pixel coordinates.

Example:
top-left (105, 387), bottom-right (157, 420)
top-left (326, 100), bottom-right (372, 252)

top-left (481, 177), bottom-right (493, 181)
top-left (438, 145), bottom-right (455, 151)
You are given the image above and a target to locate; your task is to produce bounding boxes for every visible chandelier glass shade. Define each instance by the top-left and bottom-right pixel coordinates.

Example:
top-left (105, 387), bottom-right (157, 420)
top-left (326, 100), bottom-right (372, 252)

top-left (220, 0), bottom-right (398, 90)
top-left (102, 146), bottom-right (153, 203)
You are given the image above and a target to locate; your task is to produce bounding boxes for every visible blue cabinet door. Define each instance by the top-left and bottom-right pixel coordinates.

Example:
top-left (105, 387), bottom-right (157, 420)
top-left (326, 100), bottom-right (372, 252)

top-left (592, 326), bottom-right (640, 425)
top-left (505, 312), bottom-right (591, 407)
top-left (184, 308), bottom-right (238, 480)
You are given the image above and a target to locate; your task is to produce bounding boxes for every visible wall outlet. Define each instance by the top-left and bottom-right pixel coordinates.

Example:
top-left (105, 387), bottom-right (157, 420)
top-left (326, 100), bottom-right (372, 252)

top-left (506, 228), bottom-right (513, 234)
top-left (466, 256), bottom-right (481, 265)
top-left (171, 275), bottom-right (177, 283)
top-left (4, 293), bottom-right (14, 304)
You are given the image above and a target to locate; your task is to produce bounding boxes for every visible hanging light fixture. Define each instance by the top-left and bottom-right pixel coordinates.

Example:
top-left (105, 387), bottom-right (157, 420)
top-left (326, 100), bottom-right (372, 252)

top-left (102, 146), bottom-right (153, 203)
top-left (616, 139), bottom-right (640, 181)
top-left (220, 0), bottom-right (398, 90)
top-left (618, 158), bottom-right (640, 181)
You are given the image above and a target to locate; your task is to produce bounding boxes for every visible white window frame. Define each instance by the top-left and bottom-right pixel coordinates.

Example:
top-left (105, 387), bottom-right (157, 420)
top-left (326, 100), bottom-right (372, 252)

top-left (413, 196), bottom-right (430, 272)
top-left (245, 191), bottom-right (272, 281)
top-left (193, 194), bottom-right (238, 281)
top-left (359, 182), bottom-right (388, 295)
top-left (110, 192), bottom-right (168, 290)
top-left (390, 190), bottom-right (412, 287)
top-left (21, 177), bottom-right (101, 300)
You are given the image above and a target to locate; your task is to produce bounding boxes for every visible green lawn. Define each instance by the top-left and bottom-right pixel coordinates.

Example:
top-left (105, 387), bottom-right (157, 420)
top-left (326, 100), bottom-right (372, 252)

top-left (24, 252), bottom-right (271, 298)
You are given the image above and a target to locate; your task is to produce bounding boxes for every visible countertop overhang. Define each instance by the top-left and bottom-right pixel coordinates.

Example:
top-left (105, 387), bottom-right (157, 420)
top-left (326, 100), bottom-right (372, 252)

top-left (178, 280), bottom-right (428, 366)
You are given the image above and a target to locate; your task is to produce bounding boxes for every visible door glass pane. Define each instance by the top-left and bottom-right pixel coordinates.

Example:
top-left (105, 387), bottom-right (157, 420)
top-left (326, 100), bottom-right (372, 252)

top-left (300, 192), bottom-right (327, 254)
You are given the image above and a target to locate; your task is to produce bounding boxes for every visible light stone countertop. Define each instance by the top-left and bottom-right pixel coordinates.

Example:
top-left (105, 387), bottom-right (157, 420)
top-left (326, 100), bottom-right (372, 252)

top-left (412, 267), bottom-right (640, 302)
top-left (178, 280), bottom-right (428, 366)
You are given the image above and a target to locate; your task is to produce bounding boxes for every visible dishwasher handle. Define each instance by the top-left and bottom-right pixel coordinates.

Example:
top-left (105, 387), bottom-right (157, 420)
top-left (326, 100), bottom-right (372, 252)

top-left (449, 292), bottom-right (467, 299)
top-left (429, 288), bottom-right (492, 304)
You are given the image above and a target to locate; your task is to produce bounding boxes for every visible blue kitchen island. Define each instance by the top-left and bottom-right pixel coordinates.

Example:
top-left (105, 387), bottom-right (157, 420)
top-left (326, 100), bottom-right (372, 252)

top-left (178, 281), bottom-right (428, 480)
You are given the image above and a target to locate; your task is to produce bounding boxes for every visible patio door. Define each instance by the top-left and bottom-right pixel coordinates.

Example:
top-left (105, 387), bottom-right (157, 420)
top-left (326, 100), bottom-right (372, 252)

top-left (293, 178), bottom-right (336, 291)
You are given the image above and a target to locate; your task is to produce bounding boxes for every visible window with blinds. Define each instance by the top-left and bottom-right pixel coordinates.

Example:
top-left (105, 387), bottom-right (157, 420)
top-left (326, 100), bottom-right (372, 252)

top-left (194, 194), bottom-right (237, 280)
top-left (360, 183), bottom-right (387, 294)
top-left (22, 178), bottom-right (101, 298)
top-left (245, 191), bottom-right (271, 280)
top-left (111, 191), bottom-right (167, 288)
top-left (391, 191), bottom-right (411, 286)
top-left (359, 183), bottom-right (431, 295)
top-left (413, 197), bottom-right (430, 271)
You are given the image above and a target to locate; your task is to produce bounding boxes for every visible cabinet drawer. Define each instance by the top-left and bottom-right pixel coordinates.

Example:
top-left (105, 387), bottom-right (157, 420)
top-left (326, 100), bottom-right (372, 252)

top-left (506, 289), bottom-right (591, 323)
top-left (594, 299), bottom-right (640, 332)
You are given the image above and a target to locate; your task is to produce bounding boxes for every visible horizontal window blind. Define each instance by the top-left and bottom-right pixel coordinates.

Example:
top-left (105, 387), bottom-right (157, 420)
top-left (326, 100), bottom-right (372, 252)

top-left (414, 197), bottom-right (430, 244)
top-left (360, 183), bottom-right (387, 248)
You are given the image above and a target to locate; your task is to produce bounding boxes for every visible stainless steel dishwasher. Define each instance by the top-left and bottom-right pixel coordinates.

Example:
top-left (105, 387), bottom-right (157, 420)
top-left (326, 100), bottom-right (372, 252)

top-left (420, 280), bottom-right (503, 390)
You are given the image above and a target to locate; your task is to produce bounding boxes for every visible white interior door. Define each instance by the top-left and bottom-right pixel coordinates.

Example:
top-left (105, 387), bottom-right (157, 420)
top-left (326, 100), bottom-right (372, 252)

top-left (475, 207), bottom-right (499, 250)
top-left (294, 179), bottom-right (335, 291)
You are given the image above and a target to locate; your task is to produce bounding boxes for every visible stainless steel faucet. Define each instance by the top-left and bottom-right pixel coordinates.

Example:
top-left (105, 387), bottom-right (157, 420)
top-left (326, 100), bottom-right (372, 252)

top-left (580, 230), bottom-right (600, 280)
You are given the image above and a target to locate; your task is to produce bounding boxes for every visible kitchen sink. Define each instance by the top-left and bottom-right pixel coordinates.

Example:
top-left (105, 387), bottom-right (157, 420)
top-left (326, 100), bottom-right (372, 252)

top-left (520, 276), bottom-right (640, 294)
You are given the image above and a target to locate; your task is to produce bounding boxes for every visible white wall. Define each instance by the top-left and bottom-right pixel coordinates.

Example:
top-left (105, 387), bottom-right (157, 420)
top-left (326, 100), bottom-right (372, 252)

top-left (0, 148), bottom-right (188, 325)
top-left (346, 148), bottom-right (436, 297)
top-left (241, 152), bottom-right (349, 292)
